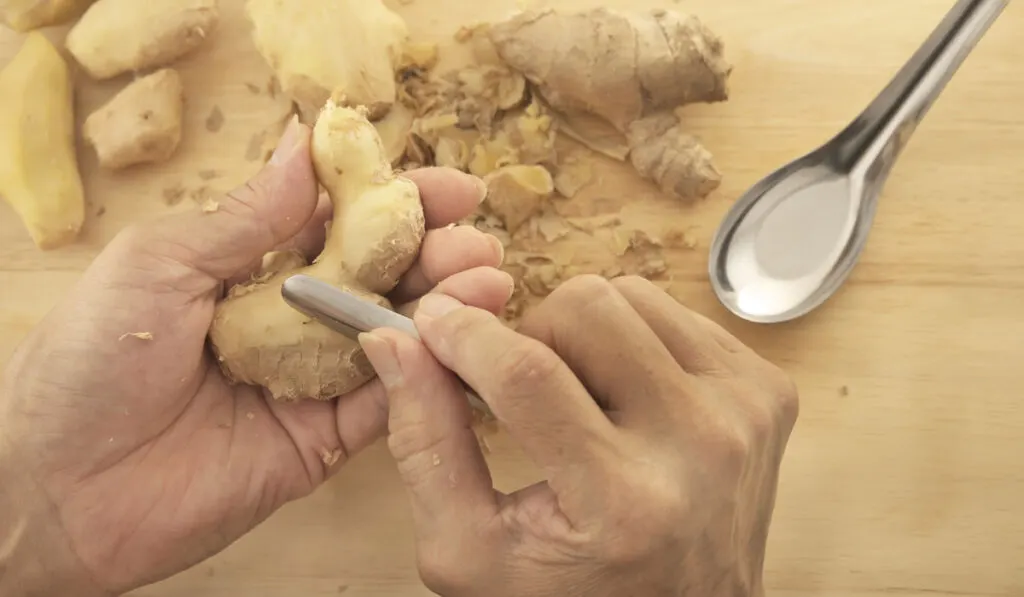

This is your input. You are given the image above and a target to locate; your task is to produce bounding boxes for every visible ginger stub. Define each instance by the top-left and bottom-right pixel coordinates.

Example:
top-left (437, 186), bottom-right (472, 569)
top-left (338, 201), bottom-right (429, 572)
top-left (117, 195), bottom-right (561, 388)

top-left (84, 69), bottom-right (185, 170)
top-left (208, 101), bottom-right (426, 401)
top-left (0, 32), bottom-right (85, 250)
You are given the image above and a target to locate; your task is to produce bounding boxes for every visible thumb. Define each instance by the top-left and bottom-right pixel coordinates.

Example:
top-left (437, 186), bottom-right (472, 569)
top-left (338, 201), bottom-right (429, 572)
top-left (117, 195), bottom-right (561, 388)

top-left (144, 116), bottom-right (320, 283)
top-left (359, 327), bottom-right (498, 543)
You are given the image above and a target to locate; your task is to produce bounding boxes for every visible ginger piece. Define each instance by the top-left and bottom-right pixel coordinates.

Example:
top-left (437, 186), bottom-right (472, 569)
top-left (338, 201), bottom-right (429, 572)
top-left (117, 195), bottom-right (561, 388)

top-left (0, 0), bottom-right (95, 32)
top-left (247, 0), bottom-right (408, 123)
top-left (0, 33), bottom-right (85, 250)
top-left (83, 69), bottom-right (185, 170)
top-left (489, 7), bottom-right (731, 132)
top-left (627, 113), bottom-right (721, 201)
top-left (484, 165), bottom-right (553, 234)
top-left (208, 101), bottom-right (426, 401)
top-left (65, 0), bottom-right (219, 81)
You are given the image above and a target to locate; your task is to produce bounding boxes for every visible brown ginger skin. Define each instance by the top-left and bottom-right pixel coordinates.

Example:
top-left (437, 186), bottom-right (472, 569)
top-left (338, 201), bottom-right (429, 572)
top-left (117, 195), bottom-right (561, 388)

top-left (208, 102), bottom-right (426, 401)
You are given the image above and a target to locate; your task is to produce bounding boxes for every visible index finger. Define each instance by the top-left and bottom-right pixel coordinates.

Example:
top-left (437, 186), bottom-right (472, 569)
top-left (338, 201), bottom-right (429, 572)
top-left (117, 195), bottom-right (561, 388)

top-left (412, 293), bottom-right (619, 478)
top-left (402, 167), bottom-right (487, 228)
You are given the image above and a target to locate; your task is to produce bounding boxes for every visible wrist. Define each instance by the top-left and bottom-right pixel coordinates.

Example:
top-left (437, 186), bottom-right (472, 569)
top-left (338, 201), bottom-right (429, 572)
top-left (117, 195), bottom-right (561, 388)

top-left (0, 436), bottom-right (111, 597)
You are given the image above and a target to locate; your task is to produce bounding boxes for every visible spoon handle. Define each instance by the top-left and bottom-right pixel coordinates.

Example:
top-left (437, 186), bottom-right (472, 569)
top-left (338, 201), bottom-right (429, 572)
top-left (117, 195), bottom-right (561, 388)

top-left (832, 0), bottom-right (1008, 172)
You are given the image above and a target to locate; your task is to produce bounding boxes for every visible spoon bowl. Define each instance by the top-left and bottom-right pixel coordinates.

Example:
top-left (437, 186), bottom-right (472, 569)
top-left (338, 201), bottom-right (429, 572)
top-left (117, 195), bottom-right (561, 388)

top-left (708, 0), bottom-right (1008, 323)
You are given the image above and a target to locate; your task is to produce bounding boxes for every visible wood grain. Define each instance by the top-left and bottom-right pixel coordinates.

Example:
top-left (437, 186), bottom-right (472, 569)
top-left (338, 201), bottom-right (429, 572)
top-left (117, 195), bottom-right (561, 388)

top-left (2, 0), bottom-right (1023, 595)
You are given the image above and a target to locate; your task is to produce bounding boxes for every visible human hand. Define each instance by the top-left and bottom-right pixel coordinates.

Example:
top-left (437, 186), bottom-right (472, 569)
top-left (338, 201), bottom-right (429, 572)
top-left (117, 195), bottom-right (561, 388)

top-left (360, 275), bottom-right (799, 597)
top-left (0, 119), bottom-right (512, 597)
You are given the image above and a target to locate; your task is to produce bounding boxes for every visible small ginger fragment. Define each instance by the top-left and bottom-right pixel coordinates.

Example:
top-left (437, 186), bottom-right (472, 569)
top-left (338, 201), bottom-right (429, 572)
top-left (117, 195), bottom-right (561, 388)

top-left (627, 113), bottom-right (721, 201)
top-left (119, 332), bottom-right (154, 341)
top-left (0, 33), bottom-right (85, 250)
top-left (66, 0), bottom-right (219, 80)
top-left (84, 69), bottom-right (185, 170)
top-left (208, 101), bottom-right (426, 402)
top-left (434, 137), bottom-right (470, 170)
top-left (247, 0), bottom-right (409, 122)
top-left (0, 0), bottom-right (96, 32)
top-left (200, 199), bottom-right (220, 213)
top-left (484, 165), bottom-right (554, 234)
top-left (554, 152), bottom-right (595, 198)
top-left (399, 42), bottom-right (439, 72)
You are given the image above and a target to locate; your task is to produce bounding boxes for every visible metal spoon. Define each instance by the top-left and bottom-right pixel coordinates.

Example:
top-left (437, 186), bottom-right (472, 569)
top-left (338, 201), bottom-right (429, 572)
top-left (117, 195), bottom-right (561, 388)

top-left (707, 0), bottom-right (1008, 324)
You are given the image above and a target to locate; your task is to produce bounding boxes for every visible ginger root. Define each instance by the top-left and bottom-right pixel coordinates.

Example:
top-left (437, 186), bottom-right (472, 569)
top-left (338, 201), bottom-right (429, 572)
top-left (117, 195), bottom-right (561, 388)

top-left (247, 0), bottom-right (408, 123)
top-left (0, 32), bottom-right (85, 250)
top-left (208, 101), bottom-right (426, 401)
top-left (489, 7), bottom-right (732, 201)
top-left (0, 0), bottom-right (95, 32)
top-left (84, 69), bottom-right (185, 170)
top-left (66, 0), bottom-right (219, 80)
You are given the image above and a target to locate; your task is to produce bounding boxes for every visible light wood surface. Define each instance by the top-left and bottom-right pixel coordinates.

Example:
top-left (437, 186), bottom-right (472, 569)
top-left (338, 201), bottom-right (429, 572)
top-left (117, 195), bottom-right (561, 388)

top-left (3, 1), bottom-right (1024, 595)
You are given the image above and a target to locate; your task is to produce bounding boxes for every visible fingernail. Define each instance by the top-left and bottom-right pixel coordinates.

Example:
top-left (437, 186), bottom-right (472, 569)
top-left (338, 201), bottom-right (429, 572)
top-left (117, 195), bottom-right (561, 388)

top-left (473, 176), bottom-right (489, 204)
top-left (415, 293), bottom-right (464, 323)
top-left (358, 332), bottom-right (403, 389)
top-left (488, 234), bottom-right (505, 265)
top-left (269, 115), bottom-right (301, 166)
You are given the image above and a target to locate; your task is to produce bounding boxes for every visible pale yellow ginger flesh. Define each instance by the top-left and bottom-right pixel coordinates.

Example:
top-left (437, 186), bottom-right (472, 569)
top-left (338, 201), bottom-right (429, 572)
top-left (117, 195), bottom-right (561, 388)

top-left (84, 69), bottom-right (185, 170)
top-left (484, 165), bottom-right (554, 234)
top-left (246, 0), bottom-right (408, 123)
top-left (208, 102), bottom-right (426, 402)
top-left (66, 0), bottom-right (219, 80)
top-left (488, 7), bottom-right (732, 201)
top-left (0, 0), bottom-right (95, 32)
top-left (0, 33), bottom-right (85, 250)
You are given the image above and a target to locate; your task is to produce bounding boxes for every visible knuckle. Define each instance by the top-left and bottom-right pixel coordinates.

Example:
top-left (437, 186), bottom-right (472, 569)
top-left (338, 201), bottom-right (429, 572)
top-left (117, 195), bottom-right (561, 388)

top-left (762, 363), bottom-right (800, 426)
top-left (493, 339), bottom-right (562, 396)
top-left (609, 274), bottom-right (655, 295)
top-left (550, 273), bottom-right (618, 311)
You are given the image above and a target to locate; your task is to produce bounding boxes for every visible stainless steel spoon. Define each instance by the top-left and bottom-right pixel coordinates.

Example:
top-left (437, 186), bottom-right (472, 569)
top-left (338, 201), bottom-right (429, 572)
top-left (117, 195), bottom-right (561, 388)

top-left (707, 0), bottom-right (1008, 324)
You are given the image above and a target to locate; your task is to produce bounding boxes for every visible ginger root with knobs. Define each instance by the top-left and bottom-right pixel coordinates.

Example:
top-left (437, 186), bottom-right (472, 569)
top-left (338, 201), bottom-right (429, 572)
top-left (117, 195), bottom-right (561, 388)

top-left (207, 101), bottom-right (426, 401)
top-left (488, 7), bottom-right (732, 201)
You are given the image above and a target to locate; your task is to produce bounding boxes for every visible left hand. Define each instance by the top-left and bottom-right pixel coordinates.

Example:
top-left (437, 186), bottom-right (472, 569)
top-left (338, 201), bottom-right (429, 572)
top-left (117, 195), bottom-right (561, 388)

top-left (0, 120), bottom-right (512, 596)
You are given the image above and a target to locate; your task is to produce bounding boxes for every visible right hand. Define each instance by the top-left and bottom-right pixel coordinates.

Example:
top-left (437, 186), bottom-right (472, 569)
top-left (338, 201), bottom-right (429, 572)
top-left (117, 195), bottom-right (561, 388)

top-left (359, 274), bottom-right (799, 597)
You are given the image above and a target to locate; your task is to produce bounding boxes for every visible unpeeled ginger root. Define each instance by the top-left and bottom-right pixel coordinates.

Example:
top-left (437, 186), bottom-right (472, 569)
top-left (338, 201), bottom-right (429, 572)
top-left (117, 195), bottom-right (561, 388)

top-left (208, 101), bottom-right (426, 401)
top-left (0, 0), bottom-right (95, 32)
top-left (0, 32), bottom-right (85, 250)
top-left (247, 0), bottom-right (408, 123)
top-left (489, 7), bottom-right (732, 201)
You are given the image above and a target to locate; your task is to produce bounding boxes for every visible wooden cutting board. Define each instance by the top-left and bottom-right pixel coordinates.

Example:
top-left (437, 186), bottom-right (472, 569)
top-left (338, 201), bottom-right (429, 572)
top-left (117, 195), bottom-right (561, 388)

top-left (2, 1), bottom-right (1023, 595)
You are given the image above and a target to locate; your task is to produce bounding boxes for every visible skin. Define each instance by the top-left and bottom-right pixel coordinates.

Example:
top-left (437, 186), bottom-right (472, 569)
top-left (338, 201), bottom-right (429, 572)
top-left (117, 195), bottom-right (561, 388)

top-left (0, 122), bottom-right (510, 596)
top-left (0, 116), bottom-right (798, 597)
top-left (361, 275), bottom-right (799, 597)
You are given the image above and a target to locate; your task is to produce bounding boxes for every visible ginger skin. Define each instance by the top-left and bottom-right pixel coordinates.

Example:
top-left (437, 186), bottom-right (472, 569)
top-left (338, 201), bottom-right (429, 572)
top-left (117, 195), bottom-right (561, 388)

top-left (66, 0), bottom-right (219, 80)
top-left (0, 32), bottom-right (85, 250)
top-left (0, 0), bottom-right (95, 32)
top-left (208, 102), bottom-right (426, 401)
top-left (84, 69), bottom-right (185, 170)
top-left (247, 0), bottom-right (408, 123)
